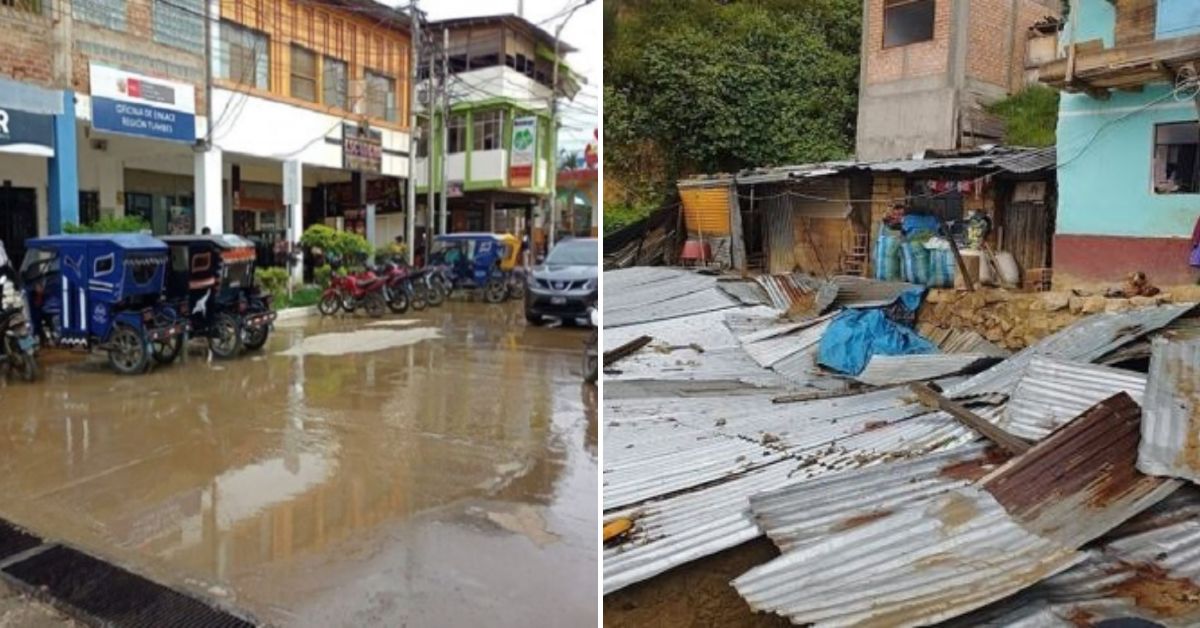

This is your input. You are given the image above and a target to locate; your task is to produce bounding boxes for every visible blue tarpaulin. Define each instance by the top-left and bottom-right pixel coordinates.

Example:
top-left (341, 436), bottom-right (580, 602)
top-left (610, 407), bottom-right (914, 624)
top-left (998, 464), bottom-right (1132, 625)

top-left (818, 307), bottom-right (938, 376)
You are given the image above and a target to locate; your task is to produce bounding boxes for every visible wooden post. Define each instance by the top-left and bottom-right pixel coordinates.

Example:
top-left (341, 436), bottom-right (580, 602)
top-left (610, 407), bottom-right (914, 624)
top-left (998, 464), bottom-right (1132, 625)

top-left (943, 223), bottom-right (975, 292)
top-left (909, 383), bottom-right (1031, 455)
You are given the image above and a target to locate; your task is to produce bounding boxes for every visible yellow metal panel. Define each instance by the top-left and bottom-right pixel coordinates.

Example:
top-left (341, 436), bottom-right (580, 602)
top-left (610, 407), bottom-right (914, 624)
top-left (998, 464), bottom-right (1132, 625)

top-left (680, 187), bottom-right (731, 236)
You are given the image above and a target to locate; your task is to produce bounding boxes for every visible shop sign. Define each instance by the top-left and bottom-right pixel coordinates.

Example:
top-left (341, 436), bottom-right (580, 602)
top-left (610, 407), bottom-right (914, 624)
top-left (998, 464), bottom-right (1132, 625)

top-left (343, 123), bottom-right (382, 174)
top-left (89, 63), bottom-right (196, 143)
top-left (0, 107), bottom-right (54, 157)
top-left (509, 116), bottom-right (537, 188)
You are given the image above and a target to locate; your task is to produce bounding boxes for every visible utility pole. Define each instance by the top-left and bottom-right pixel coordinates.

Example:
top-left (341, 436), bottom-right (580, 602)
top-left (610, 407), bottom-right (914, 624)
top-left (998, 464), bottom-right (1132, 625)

top-left (426, 31), bottom-right (435, 257)
top-left (406, 1), bottom-right (421, 265)
top-left (439, 27), bottom-right (449, 236)
top-left (546, 0), bottom-right (592, 249)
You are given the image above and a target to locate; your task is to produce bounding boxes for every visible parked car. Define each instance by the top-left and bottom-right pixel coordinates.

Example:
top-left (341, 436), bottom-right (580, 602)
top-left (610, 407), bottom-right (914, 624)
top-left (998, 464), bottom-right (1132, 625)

top-left (525, 237), bottom-right (598, 325)
top-left (21, 234), bottom-right (188, 375)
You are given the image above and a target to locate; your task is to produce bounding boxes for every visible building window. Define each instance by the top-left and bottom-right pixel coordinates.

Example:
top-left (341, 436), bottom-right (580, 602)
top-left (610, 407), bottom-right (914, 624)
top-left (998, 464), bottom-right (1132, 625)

top-left (153, 0), bottom-right (203, 54)
top-left (215, 21), bottom-right (269, 90)
top-left (290, 45), bottom-right (318, 103)
top-left (1153, 122), bottom-right (1200, 194)
top-left (415, 130), bottom-right (428, 158)
top-left (1, 0), bottom-right (45, 14)
top-left (365, 70), bottom-right (396, 122)
top-left (447, 115), bottom-right (467, 153)
top-left (73, 0), bottom-right (126, 31)
top-left (883, 0), bottom-right (935, 48)
top-left (473, 110), bottom-right (504, 151)
top-left (323, 56), bottom-right (348, 110)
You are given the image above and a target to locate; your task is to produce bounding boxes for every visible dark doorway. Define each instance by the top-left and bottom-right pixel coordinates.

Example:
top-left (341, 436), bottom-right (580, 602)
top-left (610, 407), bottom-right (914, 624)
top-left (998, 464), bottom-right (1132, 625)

top-left (0, 186), bottom-right (38, 268)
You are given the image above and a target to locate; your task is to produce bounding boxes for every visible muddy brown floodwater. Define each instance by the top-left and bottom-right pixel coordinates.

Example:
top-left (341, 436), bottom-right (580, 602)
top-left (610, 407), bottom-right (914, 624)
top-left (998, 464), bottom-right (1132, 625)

top-left (0, 301), bottom-right (598, 627)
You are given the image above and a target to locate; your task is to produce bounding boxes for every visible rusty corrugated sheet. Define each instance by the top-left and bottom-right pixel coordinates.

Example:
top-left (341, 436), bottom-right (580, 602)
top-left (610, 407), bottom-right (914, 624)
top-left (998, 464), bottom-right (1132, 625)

top-left (761, 194), bottom-right (796, 274)
top-left (917, 323), bottom-right (1011, 357)
top-left (754, 274), bottom-right (838, 314)
top-left (734, 393), bottom-right (1181, 627)
top-left (1138, 334), bottom-right (1200, 485)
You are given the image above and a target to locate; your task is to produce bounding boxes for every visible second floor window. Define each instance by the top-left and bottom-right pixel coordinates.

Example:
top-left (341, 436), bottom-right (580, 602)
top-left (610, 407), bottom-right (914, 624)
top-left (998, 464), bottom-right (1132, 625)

top-left (215, 22), bottom-right (269, 90)
top-left (1153, 122), bottom-right (1200, 194)
top-left (883, 0), bottom-right (935, 48)
top-left (291, 46), bottom-right (317, 103)
top-left (73, 0), bottom-right (126, 31)
top-left (365, 70), bottom-right (396, 122)
top-left (153, 0), bottom-right (203, 54)
top-left (447, 115), bottom-right (467, 153)
top-left (3, 0), bottom-right (46, 15)
top-left (323, 57), bottom-right (348, 110)
top-left (473, 110), bottom-right (504, 151)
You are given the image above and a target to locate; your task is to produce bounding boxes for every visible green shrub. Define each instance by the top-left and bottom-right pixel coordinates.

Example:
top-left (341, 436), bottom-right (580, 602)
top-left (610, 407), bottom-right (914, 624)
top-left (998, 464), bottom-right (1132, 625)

top-left (277, 286), bottom-right (322, 309)
top-left (299, 224), bottom-right (371, 262)
top-left (987, 86), bottom-right (1060, 147)
top-left (64, 215), bottom-right (150, 234)
top-left (255, 267), bottom-right (291, 298)
top-left (314, 264), bottom-right (333, 288)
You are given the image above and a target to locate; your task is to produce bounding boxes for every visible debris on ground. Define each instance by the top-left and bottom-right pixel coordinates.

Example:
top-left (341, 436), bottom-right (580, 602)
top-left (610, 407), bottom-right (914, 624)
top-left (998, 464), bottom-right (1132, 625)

top-left (602, 265), bottom-right (1200, 624)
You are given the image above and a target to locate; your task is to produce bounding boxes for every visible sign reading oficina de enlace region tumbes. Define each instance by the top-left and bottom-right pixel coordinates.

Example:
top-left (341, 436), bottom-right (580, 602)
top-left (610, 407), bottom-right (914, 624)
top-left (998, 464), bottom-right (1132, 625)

top-left (89, 63), bottom-right (196, 143)
top-left (509, 115), bottom-right (537, 188)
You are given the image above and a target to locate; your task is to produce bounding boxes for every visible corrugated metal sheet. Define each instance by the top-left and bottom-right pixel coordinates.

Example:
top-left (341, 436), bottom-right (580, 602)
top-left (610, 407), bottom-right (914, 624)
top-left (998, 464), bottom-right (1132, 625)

top-left (917, 323), bottom-right (1011, 357)
top-left (947, 487), bottom-right (1200, 627)
top-left (831, 275), bottom-right (924, 309)
top-left (944, 304), bottom-right (1196, 399)
top-left (754, 274), bottom-right (838, 314)
top-left (748, 444), bottom-right (1004, 553)
top-left (736, 486), bottom-right (1086, 627)
top-left (603, 267), bottom-right (740, 328)
top-left (1000, 357), bottom-right (1148, 440)
top-left (679, 186), bottom-right (731, 235)
top-left (715, 279), bottom-right (772, 306)
top-left (734, 393), bottom-right (1180, 627)
top-left (1138, 334), bottom-right (1200, 485)
top-left (855, 353), bottom-right (995, 387)
top-left (762, 194), bottom-right (797, 275)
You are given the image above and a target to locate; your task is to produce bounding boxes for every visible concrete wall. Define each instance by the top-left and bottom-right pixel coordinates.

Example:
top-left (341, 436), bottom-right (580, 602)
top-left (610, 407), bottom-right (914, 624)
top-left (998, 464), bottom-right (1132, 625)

top-left (1053, 1), bottom-right (1200, 287)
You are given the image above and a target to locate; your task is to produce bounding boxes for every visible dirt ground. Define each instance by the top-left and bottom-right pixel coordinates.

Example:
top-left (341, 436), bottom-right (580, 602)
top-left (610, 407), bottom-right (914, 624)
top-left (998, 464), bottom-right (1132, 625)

top-left (604, 538), bottom-right (791, 628)
top-left (0, 582), bottom-right (73, 628)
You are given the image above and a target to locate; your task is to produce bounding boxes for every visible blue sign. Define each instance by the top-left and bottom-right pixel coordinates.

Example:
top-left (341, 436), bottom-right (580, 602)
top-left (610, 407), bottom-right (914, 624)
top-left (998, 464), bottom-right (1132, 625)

top-left (91, 96), bottom-right (195, 143)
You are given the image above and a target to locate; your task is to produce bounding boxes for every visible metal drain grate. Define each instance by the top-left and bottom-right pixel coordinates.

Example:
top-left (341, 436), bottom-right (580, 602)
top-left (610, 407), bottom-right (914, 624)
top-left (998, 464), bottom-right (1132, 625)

top-left (0, 519), bottom-right (41, 561)
top-left (3, 546), bottom-right (255, 627)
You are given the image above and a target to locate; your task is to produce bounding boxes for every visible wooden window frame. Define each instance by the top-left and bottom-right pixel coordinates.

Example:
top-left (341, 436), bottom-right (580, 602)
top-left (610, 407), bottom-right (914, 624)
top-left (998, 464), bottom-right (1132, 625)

top-left (882, 0), bottom-right (936, 49)
top-left (290, 45), bottom-right (319, 104)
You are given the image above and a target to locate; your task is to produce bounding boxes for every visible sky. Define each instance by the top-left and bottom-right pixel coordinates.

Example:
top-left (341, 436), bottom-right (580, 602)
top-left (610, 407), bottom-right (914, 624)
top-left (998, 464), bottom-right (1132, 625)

top-left (395, 0), bottom-right (601, 153)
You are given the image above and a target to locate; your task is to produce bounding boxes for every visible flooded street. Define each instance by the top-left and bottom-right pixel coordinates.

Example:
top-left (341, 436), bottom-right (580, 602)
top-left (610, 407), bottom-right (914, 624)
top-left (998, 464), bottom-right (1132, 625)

top-left (0, 302), bottom-right (597, 627)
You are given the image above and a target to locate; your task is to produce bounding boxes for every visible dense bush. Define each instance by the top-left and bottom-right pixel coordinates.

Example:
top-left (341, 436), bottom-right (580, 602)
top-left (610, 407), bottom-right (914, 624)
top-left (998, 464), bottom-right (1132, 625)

top-left (255, 267), bottom-right (290, 298)
top-left (313, 264), bottom-right (333, 288)
top-left (298, 224), bottom-right (371, 261)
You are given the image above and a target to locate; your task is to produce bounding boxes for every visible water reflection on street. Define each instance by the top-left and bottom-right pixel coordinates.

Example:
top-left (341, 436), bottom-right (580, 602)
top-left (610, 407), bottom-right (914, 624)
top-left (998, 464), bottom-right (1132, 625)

top-left (0, 301), bottom-right (597, 627)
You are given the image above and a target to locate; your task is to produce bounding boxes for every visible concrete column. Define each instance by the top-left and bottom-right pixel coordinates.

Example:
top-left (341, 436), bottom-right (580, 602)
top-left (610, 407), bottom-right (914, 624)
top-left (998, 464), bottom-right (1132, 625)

top-left (366, 202), bottom-right (377, 261)
top-left (284, 162), bottom-right (304, 285)
top-left (48, 90), bottom-right (79, 233)
top-left (222, 160), bottom-right (234, 230)
top-left (194, 146), bottom-right (223, 233)
top-left (98, 159), bottom-right (122, 218)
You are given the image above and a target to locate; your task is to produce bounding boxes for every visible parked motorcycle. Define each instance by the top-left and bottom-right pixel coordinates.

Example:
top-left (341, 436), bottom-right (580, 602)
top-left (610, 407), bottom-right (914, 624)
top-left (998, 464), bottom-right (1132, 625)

top-left (374, 262), bottom-right (412, 314)
top-left (318, 269), bottom-right (387, 317)
top-left (0, 241), bottom-right (37, 382)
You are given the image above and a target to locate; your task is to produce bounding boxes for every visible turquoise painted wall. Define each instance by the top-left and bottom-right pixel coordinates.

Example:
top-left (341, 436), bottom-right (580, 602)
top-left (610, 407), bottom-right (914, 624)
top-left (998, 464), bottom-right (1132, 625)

top-left (1157, 0), bottom-right (1200, 40)
top-left (1056, 1), bottom-right (1200, 239)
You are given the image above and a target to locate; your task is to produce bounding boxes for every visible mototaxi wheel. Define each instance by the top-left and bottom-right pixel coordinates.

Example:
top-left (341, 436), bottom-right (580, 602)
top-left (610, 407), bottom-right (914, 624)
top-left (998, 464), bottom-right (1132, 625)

top-left (243, 321), bottom-right (270, 351)
top-left (483, 278), bottom-right (507, 304)
top-left (209, 313), bottom-right (243, 358)
top-left (151, 335), bottom-right (183, 365)
top-left (108, 324), bottom-right (150, 375)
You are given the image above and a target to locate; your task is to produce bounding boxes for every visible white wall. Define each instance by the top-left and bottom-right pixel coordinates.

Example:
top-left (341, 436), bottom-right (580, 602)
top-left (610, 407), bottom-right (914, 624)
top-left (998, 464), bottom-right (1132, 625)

top-left (439, 66), bottom-right (552, 111)
top-left (211, 89), bottom-right (410, 179)
top-left (0, 153), bottom-right (49, 236)
top-left (76, 120), bottom-right (197, 217)
top-left (446, 152), bottom-right (466, 183)
top-left (472, 149), bottom-right (506, 183)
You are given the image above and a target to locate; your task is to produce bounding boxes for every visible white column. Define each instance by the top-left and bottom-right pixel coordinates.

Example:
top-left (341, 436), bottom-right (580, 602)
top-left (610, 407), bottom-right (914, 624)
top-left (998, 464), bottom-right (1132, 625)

top-left (194, 147), bottom-right (224, 233)
top-left (365, 202), bottom-right (377, 262)
top-left (284, 161), bottom-right (304, 285)
top-left (98, 159), bottom-right (122, 218)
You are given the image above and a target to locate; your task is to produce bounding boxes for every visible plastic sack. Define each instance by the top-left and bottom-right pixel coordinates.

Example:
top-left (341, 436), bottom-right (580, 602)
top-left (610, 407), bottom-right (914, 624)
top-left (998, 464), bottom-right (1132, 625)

top-left (901, 241), bottom-right (930, 285)
top-left (901, 213), bottom-right (942, 238)
top-left (818, 308), bottom-right (939, 376)
top-left (874, 228), bottom-right (903, 281)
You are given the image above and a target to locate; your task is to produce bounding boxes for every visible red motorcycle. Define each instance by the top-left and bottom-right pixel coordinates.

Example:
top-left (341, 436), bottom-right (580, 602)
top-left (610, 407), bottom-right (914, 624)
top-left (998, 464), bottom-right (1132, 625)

top-left (375, 262), bottom-right (415, 314)
top-left (318, 269), bottom-right (387, 317)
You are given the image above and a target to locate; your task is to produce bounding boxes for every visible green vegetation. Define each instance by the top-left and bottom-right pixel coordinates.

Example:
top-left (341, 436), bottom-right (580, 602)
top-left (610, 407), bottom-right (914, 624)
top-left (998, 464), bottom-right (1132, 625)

top-left (604, 0), bottom-right (861, 230)
top-left (254, 267), bottom-right (291, 298)
top-left (274, 286), bottom-right (322, 309)
top-left (604, 201), bottom-right (660, 235)
top-left (987, 86), bottom-right (1060, 148)
top-left (313, 264), bottom-right (333, 289)
top-left (299, 224), bottom-right (371, 260)
top-left (64, 215), bottom-right (150, 234)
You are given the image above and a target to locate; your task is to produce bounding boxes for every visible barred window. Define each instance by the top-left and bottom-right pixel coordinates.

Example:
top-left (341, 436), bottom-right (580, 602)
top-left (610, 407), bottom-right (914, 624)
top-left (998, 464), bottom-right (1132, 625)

top-left (322, 56), bottom-right (347, 109)
top-left (472, 110), bottom-right (504, 151)
top-left (214, 21), bottom-right (269, 90)
top-left (153, 0), bottom-right (203, 54)
top-left (73, 0), bottom-right (126, 31)
top-left (291, 45), bottom-right (317, 103)
top-left (365, 69), bottom-right (396, 122)
top-left (0, 0), bottom-right (45, 14)
top-left (447, 115), bottom-right (467, 153)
